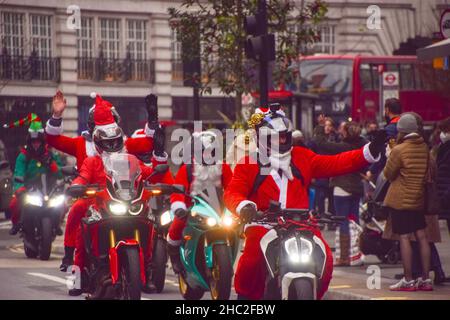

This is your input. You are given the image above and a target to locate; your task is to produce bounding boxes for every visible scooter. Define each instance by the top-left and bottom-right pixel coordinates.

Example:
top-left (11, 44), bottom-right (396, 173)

top-left (66, 154), bottom-right (183, 300)
top-left (254, 201), bottom-right (344, 300)
top-left (177, 195), bottom-right (240, 300)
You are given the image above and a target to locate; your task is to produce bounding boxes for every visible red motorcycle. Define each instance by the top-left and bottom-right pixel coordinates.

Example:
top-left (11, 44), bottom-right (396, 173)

top-left (66, 154), bottom-right (183, 300)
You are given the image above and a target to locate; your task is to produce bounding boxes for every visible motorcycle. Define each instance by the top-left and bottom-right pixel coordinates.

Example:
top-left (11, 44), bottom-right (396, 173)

top-left (20, 172), bottom-right (66, 260)
top-left (0, 160), bottom-right (12, 216)
top-left (66, 154), bottom-right (183, 300)
top-left (147, 194), bottom-right (172, 293)
top-left (254, 201), bottom-right (344, 300)
top-left (177, 195), bottom-right (240, 300)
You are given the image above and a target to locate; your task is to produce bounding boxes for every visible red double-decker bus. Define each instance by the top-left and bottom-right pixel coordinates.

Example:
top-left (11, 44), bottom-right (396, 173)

top-left (297, 55), bottom-right (450, 126)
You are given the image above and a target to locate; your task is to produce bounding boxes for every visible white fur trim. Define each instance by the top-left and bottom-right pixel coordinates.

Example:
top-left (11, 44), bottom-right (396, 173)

top-left (94, 122), bottom-right (118, 132)
top-left (363, 143), bottom-right (381, 164)
top-left (171, 201), bottom-right (187, 213)
top-left (90, 92), bottom-right (97, 99)
top-left (45, 120), bottom-right (63, 136)
top-left (85, 140), bottom-right (97, 157)
top-left (152, 151), bottom-right (168, 163)
top-left (145, 122), bottom-right (159, 138)
top-left (270, 169), bottom-right (288, 209)
top-left (132, 129), bottom-right (146, 138)
top-left (167, 235), bottom-right (182, 246)
top-left (236, 200), bottom-right (257, 215)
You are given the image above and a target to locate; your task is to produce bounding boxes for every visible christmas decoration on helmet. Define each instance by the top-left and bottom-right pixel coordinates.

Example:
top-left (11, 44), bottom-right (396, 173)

top-left (87, 92), bottom-right (121, 134)
top-left (3, 113), bottom-right (44, 137)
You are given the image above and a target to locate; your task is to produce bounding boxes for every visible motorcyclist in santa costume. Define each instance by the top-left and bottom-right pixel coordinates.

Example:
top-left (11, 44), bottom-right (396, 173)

top-left (223, 104), bottom-right (387, 300)
top-left (46, 91), bottom-right (167, 273)
top-left (67, 103), bottom-right (172, 296)
top-left (167, 131), bottom-right (233, 273)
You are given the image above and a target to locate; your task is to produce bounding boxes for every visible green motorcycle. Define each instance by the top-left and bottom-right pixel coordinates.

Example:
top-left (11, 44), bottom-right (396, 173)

top-left (178, 196), bottom-right (240, 300)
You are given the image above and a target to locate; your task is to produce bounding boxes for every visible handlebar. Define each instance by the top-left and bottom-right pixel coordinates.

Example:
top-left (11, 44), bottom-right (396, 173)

top-left (252, 209), bottom-right (346, 225)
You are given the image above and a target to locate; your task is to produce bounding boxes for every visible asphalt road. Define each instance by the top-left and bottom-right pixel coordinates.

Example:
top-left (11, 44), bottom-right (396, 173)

top-left (0, 219), bottom-right (237, 300)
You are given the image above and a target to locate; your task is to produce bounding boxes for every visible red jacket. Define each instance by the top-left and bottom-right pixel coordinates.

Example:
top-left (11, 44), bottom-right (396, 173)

top-left (73, 155), bottom-right (173, 188)
top-left (170, 163), bottom-right (233, 211)
top-left (224, 145), bottom-right (376, 215)
top-left (46, 122), bottom-right (158, 170)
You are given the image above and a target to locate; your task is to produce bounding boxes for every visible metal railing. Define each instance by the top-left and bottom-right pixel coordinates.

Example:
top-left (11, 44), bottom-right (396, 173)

top-left (0, 54), bottom-right (60, 82)
top-left (77, 57), bottom-right (155, 83)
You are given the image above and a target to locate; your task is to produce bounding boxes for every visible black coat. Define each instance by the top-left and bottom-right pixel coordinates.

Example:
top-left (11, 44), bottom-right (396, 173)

top-left (436, 141), bottom-right (450, 216)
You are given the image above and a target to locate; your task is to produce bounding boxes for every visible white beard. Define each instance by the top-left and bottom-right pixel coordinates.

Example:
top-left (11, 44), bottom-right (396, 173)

top-left (190, 162), bottom-right (223, 196)
top-left (269, 152), bottom-right (293, 180)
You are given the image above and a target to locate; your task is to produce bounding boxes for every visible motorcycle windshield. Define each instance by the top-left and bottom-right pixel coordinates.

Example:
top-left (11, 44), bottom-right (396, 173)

top-left (103, 153), bottom-right (142, 201)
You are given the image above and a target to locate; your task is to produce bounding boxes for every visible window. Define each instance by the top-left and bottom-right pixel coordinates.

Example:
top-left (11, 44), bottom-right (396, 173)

top-left (0, 12), bottom-right (25, 56)
top-left (29, 14), bottom-right (52, 57)
top-left (360, 63), bottom-right (372, 90)
top-left (171, 28), bottom-right (183, 81)
top-left (126, 20), bottom-right (147, 60)
top-left (399, 64), bottom-right (414, 90)
top-left (99, 18), bottom-right (120, 59)
top-left (312, 25), bottom-right (336, 54)
top-left (77, 17), bottom-right (94, 58)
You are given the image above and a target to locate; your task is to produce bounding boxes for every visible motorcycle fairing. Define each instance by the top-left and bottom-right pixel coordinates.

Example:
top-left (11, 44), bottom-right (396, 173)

top-left (109, 240), bottom-right (146, 285)
top-left (260, 229), bottom-right (278, 278)
top-left (281, 272), bottom-right (317, 300)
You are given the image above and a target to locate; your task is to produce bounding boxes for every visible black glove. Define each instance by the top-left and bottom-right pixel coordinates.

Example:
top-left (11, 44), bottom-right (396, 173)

top-left (145, 94), bottom-right (158, 128)
top-left (368, 129), bottom-right (388, 159)
top-left (175, 208), bottom-right (188, 219)
top-left (240, 204), bottom-right (257, 224)
top-left (153, 126), bottom-right (165, 157)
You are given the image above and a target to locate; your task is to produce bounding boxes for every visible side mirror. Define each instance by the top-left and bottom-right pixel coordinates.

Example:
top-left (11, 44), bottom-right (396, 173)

top-left (66, 185), bottom-right (87, 198)
top-left (61, 166), bottom-right (78, 176)
top-left (0, 160), bottom-right (10, 171)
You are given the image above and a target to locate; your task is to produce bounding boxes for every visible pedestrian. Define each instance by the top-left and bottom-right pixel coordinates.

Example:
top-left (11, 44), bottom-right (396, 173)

top-left (363, 120), bottom-right (379, 142)
top-left (314, 121), bottom-right (368, 266)
top-left (383, 113), bottom-right (432, 291)
top-left (292, 130), bottom-right (305, 147)
top-left (436, 117), bottom-right (450, 232)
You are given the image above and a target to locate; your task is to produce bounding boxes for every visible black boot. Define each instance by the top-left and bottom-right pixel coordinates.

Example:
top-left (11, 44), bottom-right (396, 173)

top-left (9, 223), bottom-right (21, 236)
top-left (433, 267), bottom-right (449, 285)
top-left (168, 243), bottom-right (183, 274)
top-left (142, 266), bottom-right (157, 293)
top-left (60, 246), bottom-right (75, 272)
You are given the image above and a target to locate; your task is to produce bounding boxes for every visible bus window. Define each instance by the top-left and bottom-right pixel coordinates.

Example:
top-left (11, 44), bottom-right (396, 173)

top-left (371, 64), bottom-right (380, 90)
top-left (400, 64), bottom-right (414, 90)
top-left (299, 59), bottom-right (353, 95)
top-left (386, 63), bottom-right (399, 72)
top-left (360, 63), bottom-right (373, 90)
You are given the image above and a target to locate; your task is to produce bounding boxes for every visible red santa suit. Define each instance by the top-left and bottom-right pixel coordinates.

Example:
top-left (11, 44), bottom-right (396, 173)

top-left (72, 155), bottom-right (174, 269)
top-left (224, 144), bottom-right (378, 300)
top-left (168, 162), bottom-right (233, 245)
top-left (46, 94), bottom-right (167, 249)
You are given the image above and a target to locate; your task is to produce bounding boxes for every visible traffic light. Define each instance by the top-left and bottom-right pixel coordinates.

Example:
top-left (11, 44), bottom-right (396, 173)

top-left (244, 4), bottom-right (275, 62)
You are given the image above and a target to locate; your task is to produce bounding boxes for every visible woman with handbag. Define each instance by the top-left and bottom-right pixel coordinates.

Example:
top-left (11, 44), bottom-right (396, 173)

top-left (383, 113), bottom-right (432, 292)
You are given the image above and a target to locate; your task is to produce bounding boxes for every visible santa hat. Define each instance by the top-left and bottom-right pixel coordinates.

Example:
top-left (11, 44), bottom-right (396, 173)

top-left (89, 92), bottom-right (118, 130)
top-left (3, 113), bottom-right (44, 134)
top-left (90, 92), bottom-right (113, 110)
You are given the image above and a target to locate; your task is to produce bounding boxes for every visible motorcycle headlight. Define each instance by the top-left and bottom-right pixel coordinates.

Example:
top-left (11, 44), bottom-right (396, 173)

top-left (25, 194), bottom-right (43, 207)
top-left (160, 210), bottom-right (172, 226)
top-left (109, 202), bottom-right (127, 216)
top-left (48, 195), bottom-right (65, 208)
top-left (284, 237), bottom-right (313, 264)
top-left (206, 217), bottom-right (217, 227)
top-left (221, 215), bottom-right (234, 227)
top-left (129, 202), bottom-right (143, 216)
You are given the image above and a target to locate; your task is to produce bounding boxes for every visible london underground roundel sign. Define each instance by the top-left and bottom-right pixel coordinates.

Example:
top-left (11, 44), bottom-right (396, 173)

top-left (440, 9), bottom-right (450, 39)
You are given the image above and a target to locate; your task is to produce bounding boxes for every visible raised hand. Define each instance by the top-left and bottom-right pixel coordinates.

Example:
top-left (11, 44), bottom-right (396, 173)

top-left (145, 94), bottom-right (158, 126)
top-left (52, 90), bottom-right (67, 118)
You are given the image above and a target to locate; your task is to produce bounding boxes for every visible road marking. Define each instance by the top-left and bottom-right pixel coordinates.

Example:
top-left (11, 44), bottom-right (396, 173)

top-left (372, 297), bottom-right (408, 300)
top-left (0, 220), bottom-right (11, 229)
top-left (329, 285), bottom-right (351, 289)
top-left (27, 272), bottom-right (68, 285)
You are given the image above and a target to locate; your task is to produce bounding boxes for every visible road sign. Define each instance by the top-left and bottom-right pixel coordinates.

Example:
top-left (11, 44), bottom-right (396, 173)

top-left (382, 71), bottom-right (399, 86)
top-left (440, 9), bottom-right (450, 39)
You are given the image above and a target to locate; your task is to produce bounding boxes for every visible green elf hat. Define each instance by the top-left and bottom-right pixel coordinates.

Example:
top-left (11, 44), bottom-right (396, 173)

top-left (3, 113), bottom-right (44, 138)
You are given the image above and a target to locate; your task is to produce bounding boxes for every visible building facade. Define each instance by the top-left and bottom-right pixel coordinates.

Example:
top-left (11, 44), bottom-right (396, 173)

top-left (0, 0), bottom-right (448, 161)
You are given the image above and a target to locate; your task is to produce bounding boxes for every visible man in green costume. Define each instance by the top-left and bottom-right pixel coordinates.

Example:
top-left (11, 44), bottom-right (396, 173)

top-left (3, 113), bottom-right (63, 235)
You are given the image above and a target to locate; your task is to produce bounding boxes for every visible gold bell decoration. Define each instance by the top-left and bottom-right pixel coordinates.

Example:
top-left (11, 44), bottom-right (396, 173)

top-left (247, 113), bottom-right (264, 130)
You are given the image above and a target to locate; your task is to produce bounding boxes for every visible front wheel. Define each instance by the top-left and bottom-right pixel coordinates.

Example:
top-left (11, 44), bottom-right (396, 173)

top-left (288, 278), bottom-right (315, 300)
top-left (178, 273), bottom-right (205, 300)
top-left (24, 242), bottom-right (38, 259)
top-left (39, 217), bottom-right (52, 261)
top-left (119, 247), bottom-right (142, 300)
top-left (209, 244), bottom-right (233, 300)
top-left (151, 238), bottom-right (167, 293)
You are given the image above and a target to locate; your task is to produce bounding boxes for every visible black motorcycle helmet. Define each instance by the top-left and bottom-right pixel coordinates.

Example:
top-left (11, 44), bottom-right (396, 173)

top-left (87, 106), bottom-right (121, 135)
top-left (93, 124), bottom-right (124, 154)
top-left (26, 130), bottom-right (46, 158)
